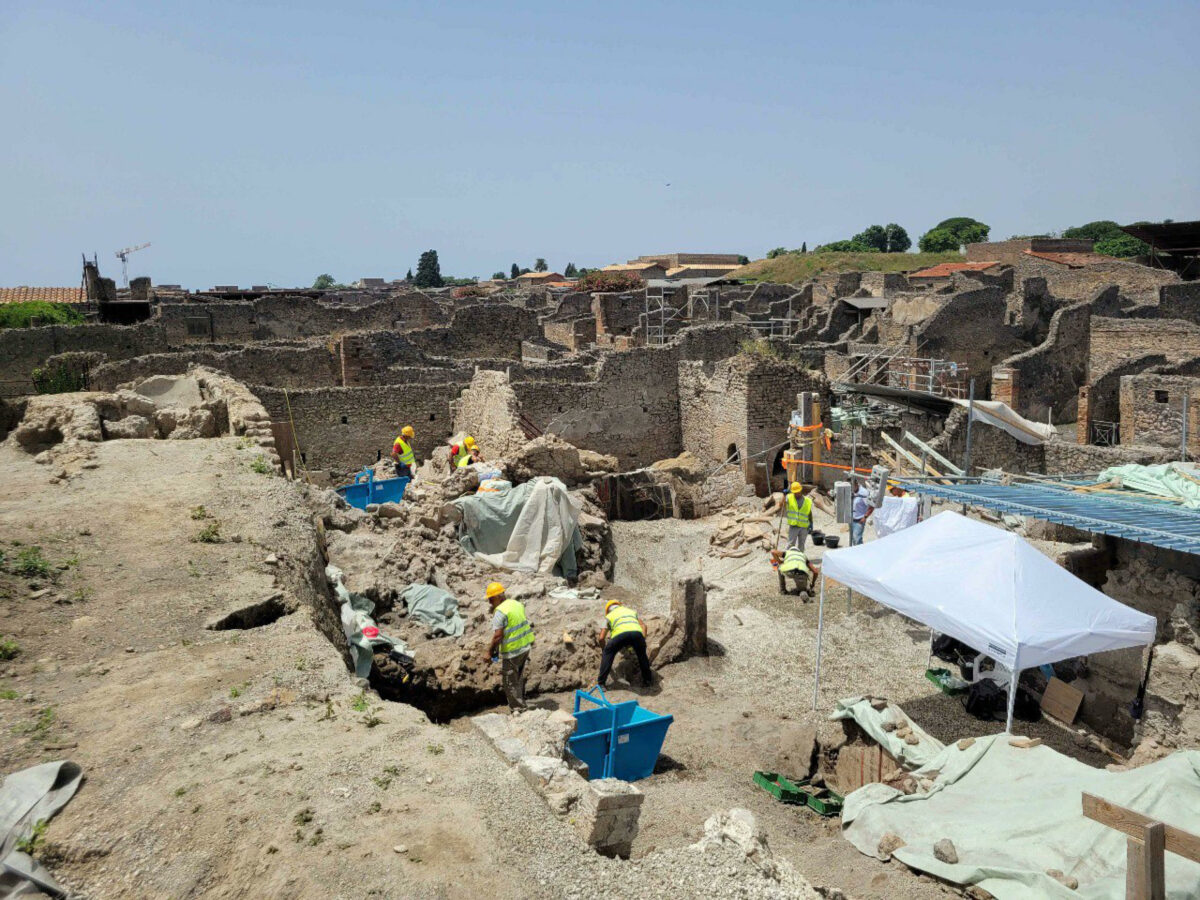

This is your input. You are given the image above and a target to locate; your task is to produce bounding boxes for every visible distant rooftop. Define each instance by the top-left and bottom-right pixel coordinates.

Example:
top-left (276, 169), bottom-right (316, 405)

top-left (908, 261), bottom-right (1000, 279)
top-left (0, 286), bottom-right (84, 305)
top-left (1023, 250), bottom-right (1108, 268)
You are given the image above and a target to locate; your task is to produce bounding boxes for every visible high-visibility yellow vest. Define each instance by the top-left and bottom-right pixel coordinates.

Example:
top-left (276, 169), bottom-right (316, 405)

top-left (786, 494), bottom-right (812, 528)
top-left (393, 437), bottom-right (415, 466)
top-left (780, 547), bottom-right (809, 575)
top-left (605, 605), bottom-right (644, 638)
top-left (454, 446), bottom-right (472, 468)
top-left (497, 599), bottom-right (534, 656)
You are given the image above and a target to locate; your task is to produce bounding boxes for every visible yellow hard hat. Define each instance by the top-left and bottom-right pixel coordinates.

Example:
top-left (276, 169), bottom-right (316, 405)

top-left (790, 481), bottom-right (803, 493)
top-left (464, 436), bottom-right (476, 448)
top-left (604, 599), bottom-right (621, 612)
top-left (401, 425), bottom-right (414, 438)
top-left (485, 581), bottom-right (505, 599)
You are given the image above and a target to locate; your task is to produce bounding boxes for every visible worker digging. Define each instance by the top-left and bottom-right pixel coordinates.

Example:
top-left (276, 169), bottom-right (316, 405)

top-left (596, 598), bottom-right (654, 689)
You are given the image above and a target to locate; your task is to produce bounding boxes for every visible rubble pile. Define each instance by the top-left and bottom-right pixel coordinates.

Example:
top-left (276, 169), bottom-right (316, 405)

top-left (309, 455), bottom-right (686, 718)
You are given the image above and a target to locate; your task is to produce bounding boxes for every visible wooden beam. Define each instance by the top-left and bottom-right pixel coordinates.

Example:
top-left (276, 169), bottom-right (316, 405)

top-left (1125, 822), bottom-right (1165, 900)
top-left (1082, 793), bottom-right (1200, 864)
top-left (902, 431), bottom-right (964, 475)
top-left (881, 432), bottom-right (946, 481)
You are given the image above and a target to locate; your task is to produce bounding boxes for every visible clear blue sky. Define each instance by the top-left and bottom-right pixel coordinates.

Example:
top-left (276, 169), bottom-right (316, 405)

top-left (3, 0), bottom-right (1197, 289)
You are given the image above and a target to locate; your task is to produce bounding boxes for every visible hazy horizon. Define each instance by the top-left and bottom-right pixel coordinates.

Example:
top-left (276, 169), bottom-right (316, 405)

top-left (3, 0), bottom-right (1197, 289)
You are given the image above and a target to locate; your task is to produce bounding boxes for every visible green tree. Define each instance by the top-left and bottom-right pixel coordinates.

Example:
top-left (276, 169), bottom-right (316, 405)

top-left (0, 301), bottom-right (85, 330)
top-left (884, 223), bottom-right (911, 253)
top-left (1095, 234), bottom-right (1149, 258)
top-left (766, 247), bottom-right (788, 259)
top-left (510, 263), bottom-right (520, 280)
top-left (853, 225), bottom-right (889, 252)
top-left (917, 228), bottom-right (961, 253)
top-left (405, 269), bottom-right (413, 281)
top-left (817, 239), bottom-right (874, 253)
top-left (928, 217), bottom-right (990, 247)
top-left (491, 271), bottom-right (507, 280)
top-left (1062, 220), bottom-right (1148, 257)
top-left (520, 267), bottom-right (531, 276)
top-left (800, 242), bottom-right (807, 254)
top-left (534, 258), bottom-right (548, 272)
top-left (737, 255), bottom-right (749, 265)
top-left (413, 250), bottom-right (444, 288)
top-left (564, 262), bottom-right (578, 277)
top-left (312, 273), bottom-right (337, 289)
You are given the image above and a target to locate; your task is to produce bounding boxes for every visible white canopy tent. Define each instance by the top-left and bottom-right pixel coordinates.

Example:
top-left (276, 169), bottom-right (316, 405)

top-left (813, 511), bottom-right (1157, 732)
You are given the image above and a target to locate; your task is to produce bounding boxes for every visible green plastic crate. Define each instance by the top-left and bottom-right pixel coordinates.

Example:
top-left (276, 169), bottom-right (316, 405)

top-left (753, 771), bottom-right (805, 804)
top-left (753, 772), bottom-right (844, 816)
top-left (925, 666), bottom-right (968, 695)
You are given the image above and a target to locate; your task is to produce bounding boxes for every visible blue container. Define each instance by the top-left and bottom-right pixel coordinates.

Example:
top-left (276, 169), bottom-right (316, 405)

top-left (335, 467), bottom-right (410, 510)
top-left (568, 686), bottom-right (673, 782)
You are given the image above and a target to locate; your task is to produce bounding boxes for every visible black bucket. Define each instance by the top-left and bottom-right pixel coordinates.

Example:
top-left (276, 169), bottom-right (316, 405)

top-left (824, 535), bottom-right (840, 549)
top-left (810, 530), bottom-right (825, 544)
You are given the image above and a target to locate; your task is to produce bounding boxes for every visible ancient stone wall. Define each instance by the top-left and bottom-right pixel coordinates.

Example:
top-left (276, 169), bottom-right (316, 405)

top-left (1043, 438), bottom-right (1171, 473)
top-left (914, 287), bottom-right (1022, 395)
top-left (0, 321), bottom-right (169, 395)
top-left (512, 348), bottom-right (682, 468)
top-left (451, 369), bottom-right (529, 459)
top-left (1119, 374), bottom-right (1200, 455)
top-left (253, 382), bottom-right (466, 477)
top-left (1013, 255), bottom-right (1178, 304)
top-left (1157, 282), bottom-right (1200, 324)
top-left (406, 304), bottom-right (539, 359)
top-left (89, 343), bottom-right (339, 391)
top-left (997, 301), bottom-right (1091, 423)
top-left (1090, 318), bottom-right (1200, 381)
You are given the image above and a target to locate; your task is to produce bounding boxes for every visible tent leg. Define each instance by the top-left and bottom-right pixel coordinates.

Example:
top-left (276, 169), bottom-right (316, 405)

top-left (1004, 668), bottom-right (1018, 734)
top-left (847, 587), bottom-right (852, 614)
top-left (812, 573), bottom-right (827, 711)
top-left (927, 628), bottom-right (934, 669)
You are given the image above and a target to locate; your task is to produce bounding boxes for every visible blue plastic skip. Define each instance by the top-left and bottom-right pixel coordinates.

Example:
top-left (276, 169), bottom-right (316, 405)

top-left (568, 686), bottom-right (673, 782)
top-left (335, 467), bottom-right (410, 510)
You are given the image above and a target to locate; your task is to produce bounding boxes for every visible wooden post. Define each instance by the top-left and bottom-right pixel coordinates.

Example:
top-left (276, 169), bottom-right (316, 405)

top-left (798, 392), bottom-right (814, 482)
top-left (1082, 792), bottom-right (1200, 899)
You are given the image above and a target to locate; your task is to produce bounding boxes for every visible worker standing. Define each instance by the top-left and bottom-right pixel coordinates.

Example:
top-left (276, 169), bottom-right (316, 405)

top-left (485, 582), bottom-right (534, 712)
top-left (391, 425), bottom-right (417, 480)
top-left (596, 599), bottom-right (653, 689)
top-left (851, 481), bottom-right (876, 546)
top-left (785, 482), bottom-right (814, 551)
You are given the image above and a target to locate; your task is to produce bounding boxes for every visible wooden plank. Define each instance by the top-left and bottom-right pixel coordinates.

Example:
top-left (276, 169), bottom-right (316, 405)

top-left (1083, 793), bottom-right (1200, 865)
top-left (902, 431), bottom-right (964, 475)
top-left (1041, 677), bottom-right (1084, 724)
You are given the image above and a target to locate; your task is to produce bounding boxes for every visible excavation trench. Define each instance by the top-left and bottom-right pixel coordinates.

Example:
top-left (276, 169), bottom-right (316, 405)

top-left (312, 521), bottom-right (699, 723)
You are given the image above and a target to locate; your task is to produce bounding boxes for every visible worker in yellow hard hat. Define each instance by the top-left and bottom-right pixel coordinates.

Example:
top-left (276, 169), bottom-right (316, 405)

top-left (451, 435), bottom-right (478, 470)
top-left (391, 424), bottom-right (417, 480)
top-left (485, 582), bottom-right (534, 711)
top-left (595, 598), bottom-right (653, 689)
top-left (785, 481), bottom-right (813, 551)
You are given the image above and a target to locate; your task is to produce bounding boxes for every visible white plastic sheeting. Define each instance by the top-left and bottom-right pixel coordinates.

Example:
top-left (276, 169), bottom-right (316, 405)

top-left (953, 398), bottom-right (1057, 445)
top-left (813, 512), bottom-right (1156, 730)
top-left (831, 697), bottom-right (945, 769)
top-left (456, 477), bottom-right (583, 576)
top-left (842, 735), bottom-right (1200, 899)
top-left (872, 495), bottom-right (919, 538)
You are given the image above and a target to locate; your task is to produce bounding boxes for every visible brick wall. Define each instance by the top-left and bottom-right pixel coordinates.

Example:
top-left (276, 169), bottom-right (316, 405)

top-left (0, 321), bottom-right (169, 395)
top-left (997, 301), bottom-right (1091, 423)
top-left (90, 344), bottom-right (339, 391)
top-left (406, 304), bottom-right (540, 359)
top-left (1013, 255), bottom-right (1178, 305)
top-left (451, 369), bottom-right (529, 458)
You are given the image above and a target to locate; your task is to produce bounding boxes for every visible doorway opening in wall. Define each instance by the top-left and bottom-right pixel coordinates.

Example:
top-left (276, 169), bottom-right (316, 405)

top-left (726, 443), bottom-right (740, 464)
top-left (770, 451), bottom-right (786, 493)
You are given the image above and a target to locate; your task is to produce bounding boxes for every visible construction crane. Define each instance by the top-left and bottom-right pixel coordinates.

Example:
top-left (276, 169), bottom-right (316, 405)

top-left (114, 242), bottom-right (151, 287)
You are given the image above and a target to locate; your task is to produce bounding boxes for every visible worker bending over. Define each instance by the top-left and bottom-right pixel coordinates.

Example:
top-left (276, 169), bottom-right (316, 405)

top-left (786, 482), bottom-right (814, 550)
top-left (391, 425), bottom-right (416, 479)
top-left (772, 546), bottom-right (818, 599)
top-left (485, 582), bottom-right (534, 711)
top-left (450, 435), bottom-right (480, 471)
top-left (596, 599), bottom-right (653, 689)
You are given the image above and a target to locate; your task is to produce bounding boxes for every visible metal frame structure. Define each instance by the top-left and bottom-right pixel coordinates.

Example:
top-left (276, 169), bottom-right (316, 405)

top-left (897, 479), bottom-right (1200, 555)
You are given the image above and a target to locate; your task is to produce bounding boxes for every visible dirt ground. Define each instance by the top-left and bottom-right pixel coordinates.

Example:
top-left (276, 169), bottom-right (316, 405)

top-left (0, 437), bottom-right (1111, 899)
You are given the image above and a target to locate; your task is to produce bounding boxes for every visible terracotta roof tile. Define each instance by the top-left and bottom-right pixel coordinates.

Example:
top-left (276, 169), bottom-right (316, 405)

top-left (0, 286), bottom-right (85, 305)
top-left (908, 261), bottom-right (1000, 279)
top-left (1023, 250), bottom-right (1106, 268)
